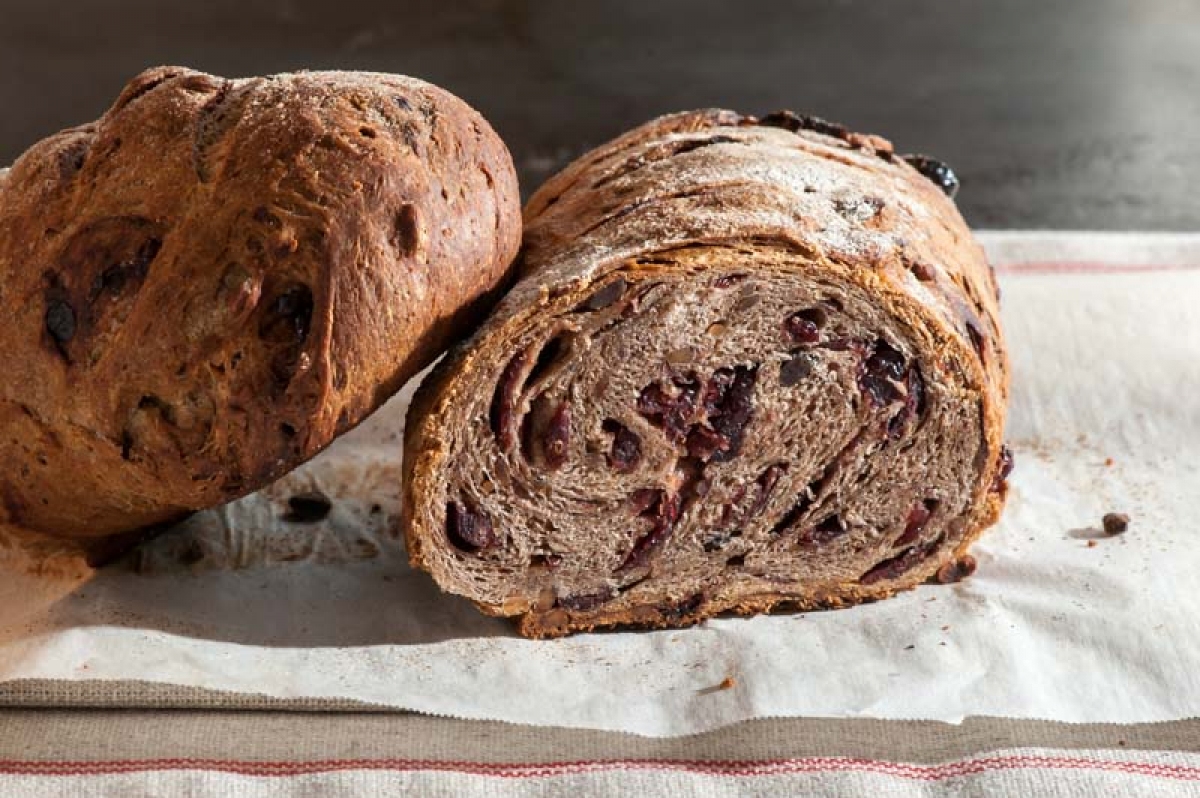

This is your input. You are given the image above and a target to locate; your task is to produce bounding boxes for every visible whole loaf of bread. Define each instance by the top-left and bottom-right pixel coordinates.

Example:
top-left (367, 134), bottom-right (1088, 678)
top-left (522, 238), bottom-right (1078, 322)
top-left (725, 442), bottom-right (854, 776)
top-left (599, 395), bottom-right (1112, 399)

top-left (0, 66), bottom-right (521, 553)
top-left (402, 109), bottom-right (1010, 637)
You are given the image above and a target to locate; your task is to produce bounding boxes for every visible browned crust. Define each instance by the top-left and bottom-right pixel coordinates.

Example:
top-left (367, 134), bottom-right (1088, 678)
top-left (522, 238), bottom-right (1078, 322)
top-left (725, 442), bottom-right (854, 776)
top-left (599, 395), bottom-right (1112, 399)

top-left (402, 109), bottom-right (1009, 638)
top-left (0, 66), bottom-right (521, 546)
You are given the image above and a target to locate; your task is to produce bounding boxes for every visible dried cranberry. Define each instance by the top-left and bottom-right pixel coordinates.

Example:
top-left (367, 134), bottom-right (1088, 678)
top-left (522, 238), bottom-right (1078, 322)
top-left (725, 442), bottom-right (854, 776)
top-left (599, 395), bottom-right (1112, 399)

top-left (604, 420), bottom-right (642, 473)
top-left (895, 499), bottom-right (939, 547)
top-left (860, 536), bottom-right (943, 585)
top-left (902, 154), bottom-right (960, 198)
top-left (858, 339), bottom-right (907, 407)
top-left (446, 501), bottom-right (496, 551)
top-left (636, 383), bottom-right (671, 416)
top-left (758, 111), bottom-right (848, 140)
top-left (707, 366), bottom-right (757, 463)
top-left (910, 261), bottom-right (937, 282)
top-left (685, 425), bottom-right (727, 460)
top-left (637, 374), bottom-right (701, 444)
top-left (542, 402), bottom-right (571, 470)
top-left (620, 492), bottom-right (680, 571)
top-left (699, 369), bottom-right (728, 412)
top-left (784, 308), bottom-right (826, 344)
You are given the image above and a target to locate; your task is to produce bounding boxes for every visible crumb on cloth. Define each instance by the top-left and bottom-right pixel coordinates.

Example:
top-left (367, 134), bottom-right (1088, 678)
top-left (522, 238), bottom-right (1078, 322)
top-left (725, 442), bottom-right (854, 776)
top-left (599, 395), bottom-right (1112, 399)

top-left (1102, 513), bottom-right (1130, 535)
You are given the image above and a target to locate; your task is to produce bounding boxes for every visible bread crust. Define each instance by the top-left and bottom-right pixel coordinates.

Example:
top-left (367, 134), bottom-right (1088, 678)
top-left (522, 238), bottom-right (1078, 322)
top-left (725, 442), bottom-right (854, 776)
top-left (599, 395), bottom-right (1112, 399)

top-left (403, 109), bottom-right (1008, 637)
top-left (0, 66), bottom-right (521, 547)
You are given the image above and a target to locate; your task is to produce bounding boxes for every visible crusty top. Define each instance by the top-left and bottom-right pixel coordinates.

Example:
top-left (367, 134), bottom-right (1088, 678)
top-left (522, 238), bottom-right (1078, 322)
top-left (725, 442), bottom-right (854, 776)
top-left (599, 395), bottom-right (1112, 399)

top-left (0, 66), bottom-right (521, 543)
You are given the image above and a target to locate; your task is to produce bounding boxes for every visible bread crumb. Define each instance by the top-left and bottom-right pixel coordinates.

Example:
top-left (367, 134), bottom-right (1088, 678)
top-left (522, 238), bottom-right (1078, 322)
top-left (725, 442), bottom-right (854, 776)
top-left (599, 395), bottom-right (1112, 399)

top-left (701, 676), bottom-right (737, 695)
top-left (1104, 457), bottom-right (1114, 467)
top-left (1087, 540), bottom-right (1097, 548)
top-left (1103, 513), bottom-right (1130, 535)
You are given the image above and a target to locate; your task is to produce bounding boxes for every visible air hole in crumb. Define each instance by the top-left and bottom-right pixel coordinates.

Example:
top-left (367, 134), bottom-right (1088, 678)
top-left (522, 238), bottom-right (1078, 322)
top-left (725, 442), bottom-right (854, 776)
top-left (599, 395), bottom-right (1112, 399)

top-left (526, 334), bottom-right (568, 388)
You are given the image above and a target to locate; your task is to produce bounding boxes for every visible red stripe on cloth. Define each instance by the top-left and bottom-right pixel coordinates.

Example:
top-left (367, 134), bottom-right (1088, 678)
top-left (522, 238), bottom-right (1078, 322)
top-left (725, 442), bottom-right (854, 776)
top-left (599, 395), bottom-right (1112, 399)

top-left (995, 261), bottom-right (1199, 275)
top-left (0, 755), bottom-right (1197, 781)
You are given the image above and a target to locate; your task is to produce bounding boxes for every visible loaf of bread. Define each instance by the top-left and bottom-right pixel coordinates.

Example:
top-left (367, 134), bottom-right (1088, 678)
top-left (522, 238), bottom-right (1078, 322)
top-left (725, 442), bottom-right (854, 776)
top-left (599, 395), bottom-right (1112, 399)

top-left (402, 109), bottom-right (1010, 637)
top-left (0, 66), bottom-right (520, 556)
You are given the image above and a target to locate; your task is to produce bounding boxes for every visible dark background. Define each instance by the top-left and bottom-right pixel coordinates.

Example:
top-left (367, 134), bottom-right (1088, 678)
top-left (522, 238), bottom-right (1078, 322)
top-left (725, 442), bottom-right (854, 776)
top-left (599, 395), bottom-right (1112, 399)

top-left (1, 0), bottom-right (1197, 229)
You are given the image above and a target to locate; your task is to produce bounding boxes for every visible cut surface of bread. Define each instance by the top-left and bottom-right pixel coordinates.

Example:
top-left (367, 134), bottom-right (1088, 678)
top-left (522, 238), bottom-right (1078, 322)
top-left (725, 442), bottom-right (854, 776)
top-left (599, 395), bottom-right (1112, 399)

top-left (403, 110), bottom-right (1009, 637)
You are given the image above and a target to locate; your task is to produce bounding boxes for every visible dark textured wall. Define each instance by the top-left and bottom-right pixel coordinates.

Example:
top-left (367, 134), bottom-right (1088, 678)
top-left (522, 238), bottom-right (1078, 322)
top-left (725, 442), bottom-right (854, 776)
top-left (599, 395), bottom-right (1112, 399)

top-left (2, 0), bottom-right (1197, 228)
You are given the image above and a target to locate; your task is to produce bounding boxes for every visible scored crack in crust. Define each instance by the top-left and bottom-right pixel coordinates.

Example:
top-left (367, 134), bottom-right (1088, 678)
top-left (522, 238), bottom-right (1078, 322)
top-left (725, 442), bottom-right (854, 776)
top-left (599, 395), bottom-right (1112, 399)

top-left (0, 66), bottom-right (521, 555)
top-left (402, 109), bottom-right (1011, 638)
